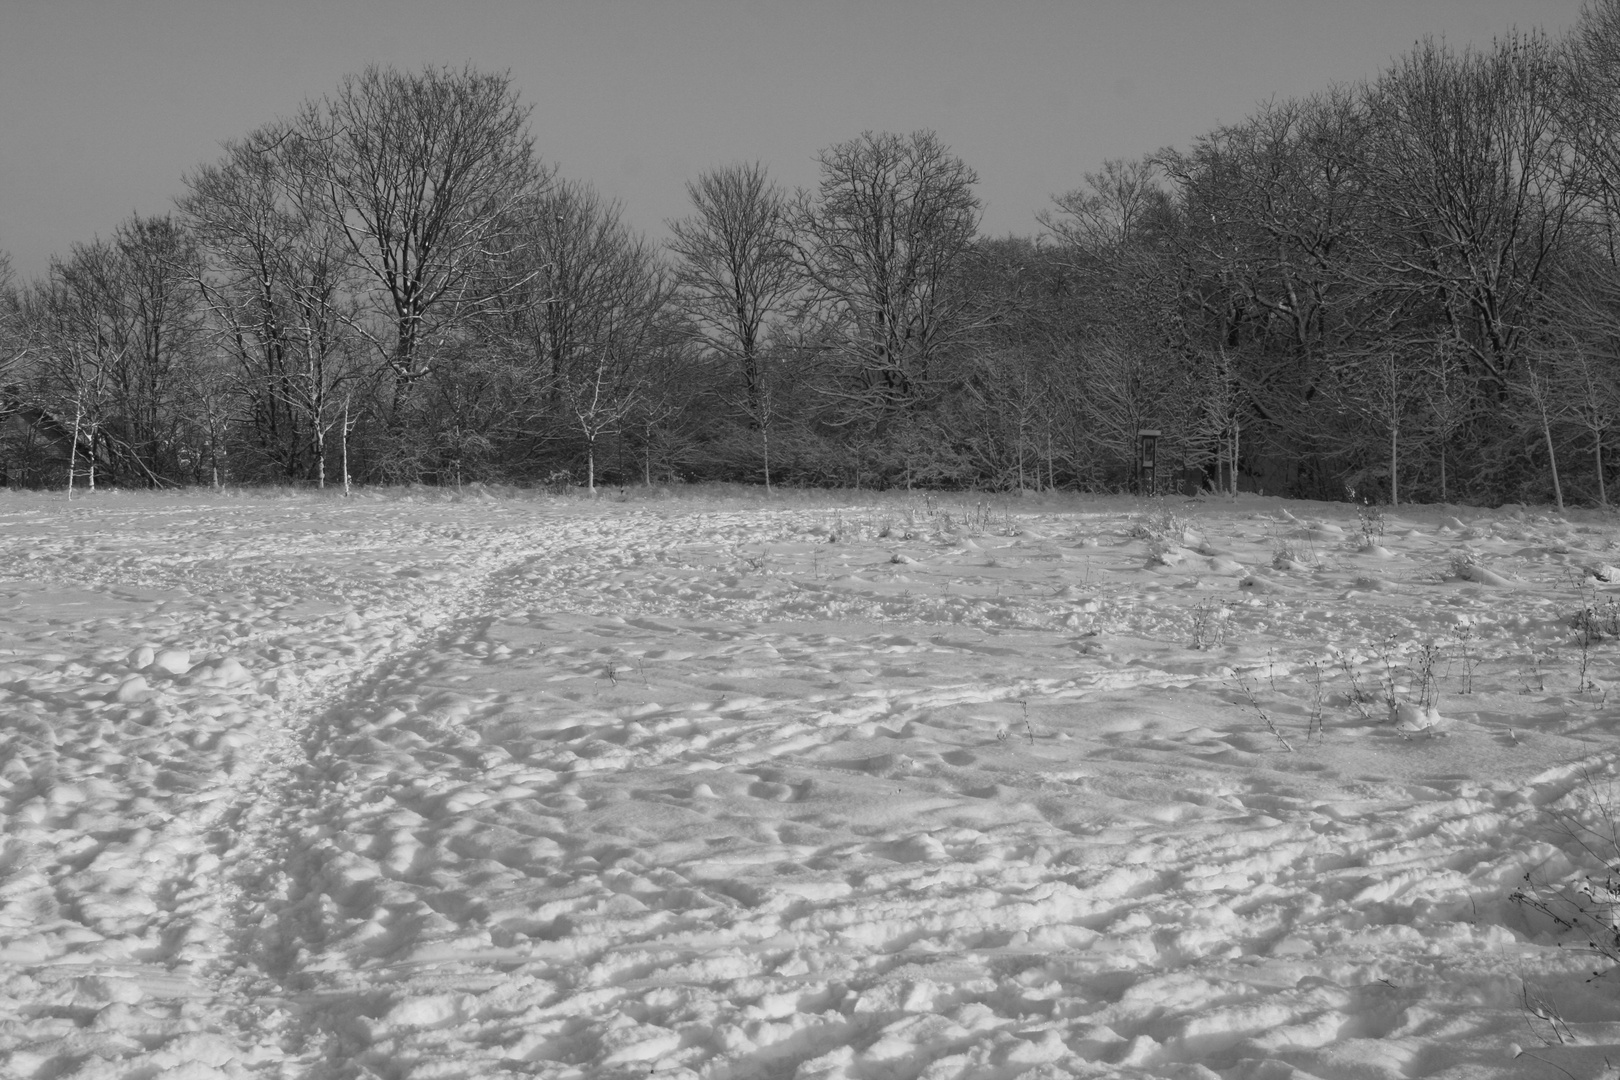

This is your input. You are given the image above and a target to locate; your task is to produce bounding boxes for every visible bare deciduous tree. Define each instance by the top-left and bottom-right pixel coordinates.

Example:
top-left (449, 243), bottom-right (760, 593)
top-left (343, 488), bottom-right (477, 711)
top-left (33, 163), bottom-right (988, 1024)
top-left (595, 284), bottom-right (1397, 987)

top-left (511, 181), bottom-right (673, 492)
top-left (794, 130), bottom-right (982, 419)
top-left (301, 64), bottom-right (548, 397)
top-left (182, 124), bottom-right (363, 485)
top-left (667, 162), bottom-right (796, 413)
top-left (1363, 33), bottom-right (1575, 388)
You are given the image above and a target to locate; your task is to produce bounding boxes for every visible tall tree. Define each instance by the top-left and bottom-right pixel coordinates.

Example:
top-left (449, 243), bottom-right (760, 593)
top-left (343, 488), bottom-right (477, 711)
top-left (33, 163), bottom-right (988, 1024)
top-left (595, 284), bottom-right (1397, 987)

top-left (1362, 33), bottom-right (1575, 388)
top-left (794, 130), bottom-right (982, 419)
top-left (667, 162), bottom-right (796, 417)
top-left (300, 64), bottom-right (547, 398)
top-left (181, 123), bottom-right (363, 485)
top-left (41, 216), bottom-right (205, 486)
top-left (507, 180), bottom-right (673, 490)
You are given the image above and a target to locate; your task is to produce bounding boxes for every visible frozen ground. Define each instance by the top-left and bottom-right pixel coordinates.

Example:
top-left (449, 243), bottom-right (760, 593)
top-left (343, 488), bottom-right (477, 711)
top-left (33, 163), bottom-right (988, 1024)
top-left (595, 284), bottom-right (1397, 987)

top-left (5, 487), bottom-right (1620, 1079)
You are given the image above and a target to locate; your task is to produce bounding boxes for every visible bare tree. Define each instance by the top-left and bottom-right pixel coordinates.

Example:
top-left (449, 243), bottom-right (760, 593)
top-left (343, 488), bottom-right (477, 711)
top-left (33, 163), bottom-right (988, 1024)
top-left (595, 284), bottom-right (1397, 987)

top-left (24, 216), bottom-right (206, 487)
top-left (300, 64), bottom-right (548, 400)
top-left (1516, 355), bottom-right (1567, 510)
top-left (0, 250), bottom-right (17, 376)
top-left (1158, 91), bottom-right (1385, 498)
top-left (794, 130), bottom-right (982, 419)
top-left (181, 124), bottom-right (364, 485)
top-left (1039, 157), bottom-right (1167, 255)
top-left (1560, 347), bottom-right (1620, 506)
top-left (667, 162), bottom-right (796, 412)
top-left (1362, 33), bottom-right (1576, 389)
top-left (1562, 0), bottom-right (1620, 258)
top-left (1422, 340), bottom-right (1474, 503)
top-left (510, 181), bottom-right (672, 491)
top-left (16, 279), bottom-right (116, 492)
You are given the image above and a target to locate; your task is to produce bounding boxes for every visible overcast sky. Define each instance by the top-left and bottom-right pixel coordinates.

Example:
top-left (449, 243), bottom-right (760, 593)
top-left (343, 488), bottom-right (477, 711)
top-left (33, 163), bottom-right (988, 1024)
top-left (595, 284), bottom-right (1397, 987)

top-left (0, 1), bottom-right (1590, 280)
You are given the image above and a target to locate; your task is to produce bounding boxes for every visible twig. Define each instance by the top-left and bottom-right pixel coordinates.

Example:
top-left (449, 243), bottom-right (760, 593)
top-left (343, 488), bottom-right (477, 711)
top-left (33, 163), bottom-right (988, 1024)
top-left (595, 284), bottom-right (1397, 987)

top-left (1337, 651), bottom-right (1374, 723)
top-left (1233, 671), bottom-right (1294, 752)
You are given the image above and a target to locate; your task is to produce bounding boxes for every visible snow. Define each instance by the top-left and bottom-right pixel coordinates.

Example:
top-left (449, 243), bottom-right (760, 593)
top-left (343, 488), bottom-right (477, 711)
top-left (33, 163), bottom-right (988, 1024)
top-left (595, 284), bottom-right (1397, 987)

top-left (5, 487), bottom-right (1620, 1078)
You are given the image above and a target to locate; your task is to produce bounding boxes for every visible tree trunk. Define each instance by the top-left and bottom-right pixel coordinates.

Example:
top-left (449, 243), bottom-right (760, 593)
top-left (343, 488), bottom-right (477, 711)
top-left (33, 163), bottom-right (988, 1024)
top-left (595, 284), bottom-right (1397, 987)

top-left (1596, 434), bottom-right (1607, 509)
top-left (67, 401), bottom-right (82, 501)
top-left (1229, 420), bottom-right (1240, 497)
top-left (1016, 419), bottom-right (1026, 492)
top-left (762, 426), bottom-right (772, 495)
top-left (1389, 421), bottom-right (1398, 508)
top-left (341, 399), bottom-right (352, 497)
top-left (1543, 413), bottom-right (1564, 511)
top-left (315, 423), bottom-right (326, 490)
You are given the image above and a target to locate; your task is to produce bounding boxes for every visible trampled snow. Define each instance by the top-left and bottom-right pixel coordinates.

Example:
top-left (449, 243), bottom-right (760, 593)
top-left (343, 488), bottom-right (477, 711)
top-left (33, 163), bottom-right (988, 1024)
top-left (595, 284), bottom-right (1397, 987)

top-left (4, 487), bottom-right (1620, 1079)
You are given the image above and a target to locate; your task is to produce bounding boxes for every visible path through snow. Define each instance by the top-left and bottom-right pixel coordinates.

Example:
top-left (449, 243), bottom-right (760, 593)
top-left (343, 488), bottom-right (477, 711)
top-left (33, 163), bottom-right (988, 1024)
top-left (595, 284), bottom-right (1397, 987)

top-left (4, 489), bottom-right (1620, 1079)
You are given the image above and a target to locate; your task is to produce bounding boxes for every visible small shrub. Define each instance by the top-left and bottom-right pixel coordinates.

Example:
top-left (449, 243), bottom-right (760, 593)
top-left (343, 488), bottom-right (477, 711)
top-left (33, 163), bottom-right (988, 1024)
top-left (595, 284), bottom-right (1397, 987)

top-left (1455, 622), bottom-right (1477, 695)
top-left (1130, 499), bottom-right (1185, 542)
top-left (1335, 650), bottom-right (1376, 722)
top-left (1409, 641), bottom-right (1442, 710)
top-left (963, 498), bottom-right (995, 536)
top-left (1189, 599), bottom-right (1230, 649)
top-left (1357, 502), bottom-right (1386, 547)
top-left (1570, 592), bottom-right (1620, 644)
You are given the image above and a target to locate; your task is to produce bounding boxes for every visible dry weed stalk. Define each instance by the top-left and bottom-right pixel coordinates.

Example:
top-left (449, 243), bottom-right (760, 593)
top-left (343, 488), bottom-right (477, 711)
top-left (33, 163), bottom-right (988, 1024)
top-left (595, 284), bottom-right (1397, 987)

top-left (1411, 641), bottom-right (1442, 710)
top-left (1306, 660), bottom-right (1326, 744)
top-left (1189, 599), bottom-right (1229, 650)
top-left (1456, 623), bottom-right (1477, 695)
top-left (1232, 670), bottom-right (1294, 752)
top-left (1336, 651), bottom-right (1376, 723)
top-left (1511, 767), bottom-right (1620, 984)
top-left (1374, 635), bottom-right (1402, 718)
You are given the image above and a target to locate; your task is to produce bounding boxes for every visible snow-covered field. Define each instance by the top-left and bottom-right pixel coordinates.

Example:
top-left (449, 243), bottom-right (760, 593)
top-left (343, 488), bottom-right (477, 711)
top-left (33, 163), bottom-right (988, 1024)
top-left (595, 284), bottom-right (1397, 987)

top-left (6, 487), bottom-right (1620, 1080)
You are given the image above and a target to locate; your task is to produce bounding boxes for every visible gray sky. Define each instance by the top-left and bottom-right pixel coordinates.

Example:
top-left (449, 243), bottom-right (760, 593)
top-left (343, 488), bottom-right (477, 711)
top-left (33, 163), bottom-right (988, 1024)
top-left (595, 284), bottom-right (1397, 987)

top-left (0, 0), bottom-right (1589, 280)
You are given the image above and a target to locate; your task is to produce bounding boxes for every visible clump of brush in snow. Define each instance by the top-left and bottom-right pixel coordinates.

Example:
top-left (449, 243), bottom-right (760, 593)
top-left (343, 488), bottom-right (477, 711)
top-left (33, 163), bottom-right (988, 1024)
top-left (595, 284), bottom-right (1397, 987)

top-left (1511, 767), bottom-right (1620, 981)
top-left (1128, 499), bottom-right (1185, 542)
top-left (1188, 598), bottom-right (1229, 649)
top-left (1454, 622), bottom-right (1479, 695)
top-left (1378, 638), bottom-right (1448, 732)
top-left (1566, 585), bottom-right (1620, 697)
top-left (1271, 538), bottom-right (1315, 571)
top-left (1356, 502), bottom-right (1386, 548)
top-left (1569, 589), bottom-right (1620, 644)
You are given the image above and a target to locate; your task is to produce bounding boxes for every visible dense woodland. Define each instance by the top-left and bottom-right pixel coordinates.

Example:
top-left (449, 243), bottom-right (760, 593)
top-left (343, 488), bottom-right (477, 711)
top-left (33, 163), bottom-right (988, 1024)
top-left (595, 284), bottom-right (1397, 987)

top-left (12, 6), bottom-right (1620, 505)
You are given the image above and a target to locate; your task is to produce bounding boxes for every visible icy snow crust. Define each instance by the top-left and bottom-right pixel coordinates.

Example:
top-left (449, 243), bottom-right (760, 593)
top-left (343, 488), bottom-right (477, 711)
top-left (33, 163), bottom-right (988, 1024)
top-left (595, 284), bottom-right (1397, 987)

top-left (4, 489), bottom-right (1620, 1079)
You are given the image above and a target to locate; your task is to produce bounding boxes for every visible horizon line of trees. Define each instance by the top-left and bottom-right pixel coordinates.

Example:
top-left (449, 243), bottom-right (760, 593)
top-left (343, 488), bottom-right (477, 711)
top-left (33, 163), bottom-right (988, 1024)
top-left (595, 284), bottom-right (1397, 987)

top-left (10, 4), bottom-right (1620, 506)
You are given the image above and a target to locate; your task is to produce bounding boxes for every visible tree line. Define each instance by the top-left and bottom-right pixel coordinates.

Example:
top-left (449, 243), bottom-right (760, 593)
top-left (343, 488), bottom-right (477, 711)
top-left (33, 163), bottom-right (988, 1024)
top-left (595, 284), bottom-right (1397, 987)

top-left (9, 3), bottom-right (1620, 505)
